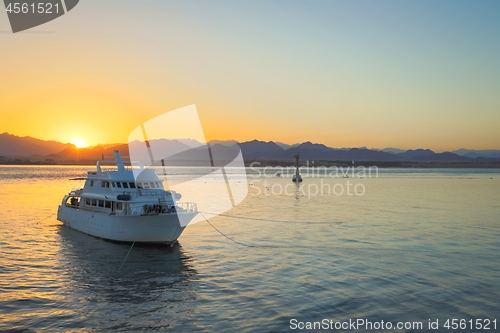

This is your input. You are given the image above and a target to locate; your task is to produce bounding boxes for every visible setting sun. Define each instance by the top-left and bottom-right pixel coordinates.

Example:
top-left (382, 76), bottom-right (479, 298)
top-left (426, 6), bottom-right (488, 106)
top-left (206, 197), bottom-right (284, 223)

top-left (70, 138), bottom-right (88, 148)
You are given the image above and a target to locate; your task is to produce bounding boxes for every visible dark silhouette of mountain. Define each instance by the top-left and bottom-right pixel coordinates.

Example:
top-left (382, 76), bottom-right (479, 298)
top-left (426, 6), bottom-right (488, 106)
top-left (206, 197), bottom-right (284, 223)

top-left (238, 140), bottom-right (283, 155)
top-left (274, 142), bottom-right (299, 150)
top-left (45, 146), bottom-right (105, 160)
top-left (45, 139), bottom-right (240, 166)
top-left (377, 147), bottom-right (406, 154)
top-left (240, 141), bottom-right (400, 161)
top-left (396, 149), bottom-right (435, 159)
top-left (90, 143), bottom-right (124, 150)
top-left (2, 133), bottom-right (500, 163)
top-left (453, 149), bottom-right (500, 159)
top-left (410, 152), bottom-right (472, 162)
top-left (208, 139), bottom-right (239, 147)
top-left (45, 144), bottom-right (131, 161)
top-left (295, 141), bottom-right (333, 152)
top-left (167, 143), bottom-right (241, 166)
top-left (48, 140), bottom-right (196, 162)
top-left (393, 149), bottom-right (475, 162)
top-left (331, 148), bottom-right (401, 161)
top-left (0, 132), bottom-right (74, 157)
top-left (210, 143), bottom-right (241, 162)
top-left (128, 139), bottom-right (194, 161)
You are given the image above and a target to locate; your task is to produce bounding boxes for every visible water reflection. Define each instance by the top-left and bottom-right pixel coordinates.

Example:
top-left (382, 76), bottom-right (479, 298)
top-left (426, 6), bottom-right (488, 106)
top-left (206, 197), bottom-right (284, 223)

top-left (294, 182), bottom-right (301, 203)
top-left (56, 227), bottom-right (199, 330)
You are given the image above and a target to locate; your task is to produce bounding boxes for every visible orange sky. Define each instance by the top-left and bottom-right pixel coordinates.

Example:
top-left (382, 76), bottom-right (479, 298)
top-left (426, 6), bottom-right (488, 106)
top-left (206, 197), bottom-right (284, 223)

top-left (1, 1), bottom-right (499, 151)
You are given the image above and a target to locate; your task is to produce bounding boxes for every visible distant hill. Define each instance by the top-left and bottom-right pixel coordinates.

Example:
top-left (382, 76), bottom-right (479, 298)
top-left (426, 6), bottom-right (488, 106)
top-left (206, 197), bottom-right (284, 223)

top-left (89, 143), bottom-right (124, 150)
top-left (0, 132), bottom-right (74, 157)
top-left (238, 140), bottom-right (283, 155)
top-left (410, 151), bottom-right (472, 162)
top-left (274, 142), bottom-right (299, 150)
top-left (453, 149), bottom-right (500, 159)
top-left (376, 147), bottom-right (406, 154)
top-left (1, 133), bottom-right (499, 163)
top-left (45, 144), bottom-right (129, 161)
top-left (396, 149), bottom-right (435, 160)
top-left (295, 141), bottom-right (333, 152)
top-left (238, 141), bottom-right (402, 161)
top-left (208, 139), bottom-right (239, 147)
top-left (396, 149), bottom-right (491, 162)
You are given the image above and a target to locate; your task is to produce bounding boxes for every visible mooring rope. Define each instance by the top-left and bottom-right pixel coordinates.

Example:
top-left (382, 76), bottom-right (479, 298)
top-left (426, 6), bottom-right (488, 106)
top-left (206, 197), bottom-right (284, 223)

top-left (199, 211), bottom-right (342, 224)
top-left (200, 213), bottom-right (255, 248)
top-left (35, 212), bottom-right (56, 224)
top-left (119, 241), bottom-right (136, 270)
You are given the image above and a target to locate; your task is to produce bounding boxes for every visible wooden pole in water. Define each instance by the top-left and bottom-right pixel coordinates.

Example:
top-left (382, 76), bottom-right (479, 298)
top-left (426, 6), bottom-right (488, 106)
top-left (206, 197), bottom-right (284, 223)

top-left (293, 154), bottom-right (301, 183)
top-left (295, 154), bottom-right (300, 178)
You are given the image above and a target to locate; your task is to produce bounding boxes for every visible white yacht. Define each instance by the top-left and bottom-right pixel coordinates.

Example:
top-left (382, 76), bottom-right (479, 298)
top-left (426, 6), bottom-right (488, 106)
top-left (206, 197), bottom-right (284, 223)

top-left (57, 150), bottom-right (198, 245)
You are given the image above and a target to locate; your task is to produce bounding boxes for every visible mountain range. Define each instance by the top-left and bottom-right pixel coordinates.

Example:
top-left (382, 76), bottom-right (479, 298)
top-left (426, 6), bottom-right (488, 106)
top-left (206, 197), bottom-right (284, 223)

top-left (1, 132), bottom-right (499, 163)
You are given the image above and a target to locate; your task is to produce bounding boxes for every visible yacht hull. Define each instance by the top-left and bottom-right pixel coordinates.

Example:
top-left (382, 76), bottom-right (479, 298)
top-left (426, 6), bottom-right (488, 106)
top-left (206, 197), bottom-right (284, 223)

top-left (57, 206), bottom-right (196, 244)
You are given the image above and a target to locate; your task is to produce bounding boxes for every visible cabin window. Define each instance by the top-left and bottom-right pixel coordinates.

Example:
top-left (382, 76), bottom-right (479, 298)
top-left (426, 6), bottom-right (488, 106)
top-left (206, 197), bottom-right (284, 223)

top-left (150, 182), bottom-right (156, 188)
top-left (100, 181), bottom-right (105, 187)
top-left (112, 182), bottom-right (116, 187)
top-left (106, 182), bottom-right (110, 188)
top-left (90, 181), bottom-right (94, 187)
top-left (115, 202), bottom-right (123, 210)
top-left (105, 201), bottom-right (111, 209)
top-left (144, 182), bottom-right (150, 189)
top-left (129, 182), bottom-right (136, 188)
top-left (122, 182), bottom-right (129, 188)
top-left (91, 199), bottom-right (97, 206)
top-left (116, 182), bottom-right (122, 188)
top-left (98, 200), bottom-right (104, 207)
top-left (85, 198), bottom-right (90, 206)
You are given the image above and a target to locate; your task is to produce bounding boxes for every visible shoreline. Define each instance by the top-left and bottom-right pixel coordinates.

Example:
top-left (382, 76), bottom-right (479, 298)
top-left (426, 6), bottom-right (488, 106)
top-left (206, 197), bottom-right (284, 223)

top-left (1, 159), bottom-right (500, 168)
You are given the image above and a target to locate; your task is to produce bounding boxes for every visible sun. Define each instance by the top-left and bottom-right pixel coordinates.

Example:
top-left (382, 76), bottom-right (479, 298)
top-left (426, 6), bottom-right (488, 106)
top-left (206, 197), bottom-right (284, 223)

top-left (70, 138), bottom-right (88, 148)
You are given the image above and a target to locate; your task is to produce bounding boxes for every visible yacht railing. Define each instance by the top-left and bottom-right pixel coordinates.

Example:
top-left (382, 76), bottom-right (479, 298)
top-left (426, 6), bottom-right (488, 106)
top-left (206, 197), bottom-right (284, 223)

top-left (117, 189), bottom-right (180, 199)
top-left (127, 202), bottom-right (198, 216)
top-left (176, 202), bottom-right (198, 212)
top-left (135, 190), bottom-right (164, 197)
top-left (73, 201), bottom-right (197, 216)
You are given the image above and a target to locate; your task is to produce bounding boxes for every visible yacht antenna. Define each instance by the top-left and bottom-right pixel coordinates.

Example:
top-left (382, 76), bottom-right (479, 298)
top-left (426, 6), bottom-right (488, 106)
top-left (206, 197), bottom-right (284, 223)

top-left (114, 150), bottom-right (126, 171)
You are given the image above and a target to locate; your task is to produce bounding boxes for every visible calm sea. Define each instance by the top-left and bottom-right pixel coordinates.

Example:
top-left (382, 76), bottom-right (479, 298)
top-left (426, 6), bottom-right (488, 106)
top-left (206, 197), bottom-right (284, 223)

top-left (0, 166), bottom-right (499, 332)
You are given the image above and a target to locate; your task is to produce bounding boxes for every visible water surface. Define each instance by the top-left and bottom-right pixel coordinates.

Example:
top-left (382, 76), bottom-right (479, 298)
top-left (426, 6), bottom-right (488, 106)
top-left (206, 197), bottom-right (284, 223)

top-left (0, 166), bottom-right (499, 332)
